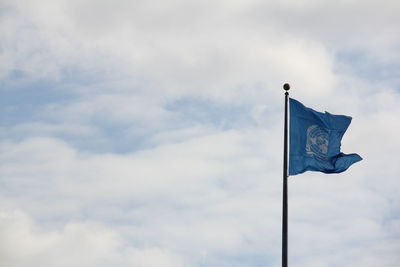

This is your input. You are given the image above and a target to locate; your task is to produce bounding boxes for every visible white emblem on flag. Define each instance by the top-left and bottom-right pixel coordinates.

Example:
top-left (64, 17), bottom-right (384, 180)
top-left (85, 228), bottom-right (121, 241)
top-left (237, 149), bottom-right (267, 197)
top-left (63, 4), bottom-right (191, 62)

top-left (306, 125), bottom-right (329, 158)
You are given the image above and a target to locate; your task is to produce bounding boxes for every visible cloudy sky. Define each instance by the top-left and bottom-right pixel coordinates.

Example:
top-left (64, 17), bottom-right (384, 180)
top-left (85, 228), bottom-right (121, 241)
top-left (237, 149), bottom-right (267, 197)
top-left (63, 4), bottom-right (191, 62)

top-left (1, 0), bottom-right (400, 266)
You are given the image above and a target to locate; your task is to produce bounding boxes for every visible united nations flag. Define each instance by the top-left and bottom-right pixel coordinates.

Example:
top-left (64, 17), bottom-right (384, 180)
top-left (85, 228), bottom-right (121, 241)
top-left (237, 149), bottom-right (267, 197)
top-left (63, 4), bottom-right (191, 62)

top-left (289, 98), bottom-right (362, 175)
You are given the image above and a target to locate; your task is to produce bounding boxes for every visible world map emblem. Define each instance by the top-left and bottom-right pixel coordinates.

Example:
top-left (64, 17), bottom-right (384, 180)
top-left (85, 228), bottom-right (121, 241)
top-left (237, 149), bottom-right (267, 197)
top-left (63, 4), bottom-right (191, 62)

top-left (306, 125), bottom-right (329, 159)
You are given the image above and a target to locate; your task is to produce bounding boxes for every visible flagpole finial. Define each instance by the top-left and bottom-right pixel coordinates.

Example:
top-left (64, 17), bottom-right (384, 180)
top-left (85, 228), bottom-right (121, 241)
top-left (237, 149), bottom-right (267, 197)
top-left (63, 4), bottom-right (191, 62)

top-left (283, 83), bottom-right (290, 91)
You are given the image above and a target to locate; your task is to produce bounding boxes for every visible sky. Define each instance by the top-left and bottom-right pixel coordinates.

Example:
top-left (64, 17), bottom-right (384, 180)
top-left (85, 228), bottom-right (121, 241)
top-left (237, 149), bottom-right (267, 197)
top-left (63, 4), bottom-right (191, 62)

top-left (1, 0), bottom-right (400, 266)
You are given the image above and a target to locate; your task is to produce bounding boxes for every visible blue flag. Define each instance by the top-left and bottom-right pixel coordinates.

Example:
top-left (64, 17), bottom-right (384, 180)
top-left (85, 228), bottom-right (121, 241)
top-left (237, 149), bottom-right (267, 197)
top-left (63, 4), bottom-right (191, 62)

top-left (289, 98), bottom-right (362, 175)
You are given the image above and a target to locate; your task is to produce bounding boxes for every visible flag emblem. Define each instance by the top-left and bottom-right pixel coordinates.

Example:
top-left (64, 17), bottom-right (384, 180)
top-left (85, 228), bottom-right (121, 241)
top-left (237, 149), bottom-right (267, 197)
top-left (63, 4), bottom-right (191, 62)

top-left (306, 125), bottom-right (329, 158)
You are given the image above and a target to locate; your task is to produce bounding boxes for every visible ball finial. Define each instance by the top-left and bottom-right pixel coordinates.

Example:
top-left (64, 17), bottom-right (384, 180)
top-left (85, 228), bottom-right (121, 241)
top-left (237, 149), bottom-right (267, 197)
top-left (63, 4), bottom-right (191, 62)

top-left (283, 83), bottom-right (290, 91)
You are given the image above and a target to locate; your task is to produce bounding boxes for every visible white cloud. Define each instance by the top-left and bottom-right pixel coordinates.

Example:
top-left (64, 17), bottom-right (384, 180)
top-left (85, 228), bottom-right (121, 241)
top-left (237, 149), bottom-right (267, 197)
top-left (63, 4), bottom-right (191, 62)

top-left (1, 110), bottom-right (399, 265)
top-left (0, 131), bottom-right (282, 265)
top-left (1, 0), bottom-right (338, 100)
top-left (0, 208), bottom-right (187, 267)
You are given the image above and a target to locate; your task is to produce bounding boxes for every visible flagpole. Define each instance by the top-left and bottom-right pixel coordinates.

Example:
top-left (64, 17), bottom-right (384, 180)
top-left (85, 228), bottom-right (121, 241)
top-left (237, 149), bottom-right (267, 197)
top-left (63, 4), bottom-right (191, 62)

top-left (282, 83), bottom-right (290, 267)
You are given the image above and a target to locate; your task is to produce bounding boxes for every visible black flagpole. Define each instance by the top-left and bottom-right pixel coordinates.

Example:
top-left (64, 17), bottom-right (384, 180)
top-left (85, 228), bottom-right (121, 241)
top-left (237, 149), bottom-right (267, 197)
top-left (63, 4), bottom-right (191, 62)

top-left (282, 83), bottom-right (290, 267)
